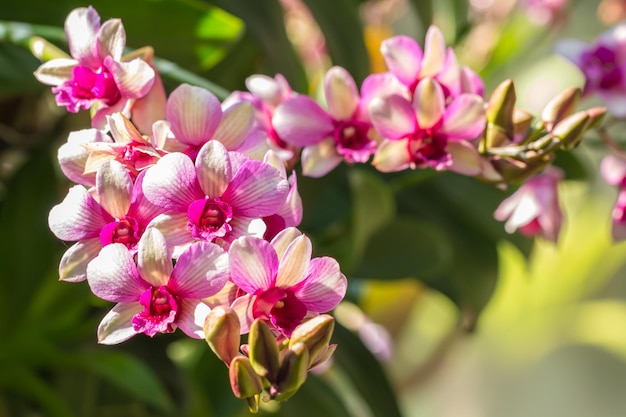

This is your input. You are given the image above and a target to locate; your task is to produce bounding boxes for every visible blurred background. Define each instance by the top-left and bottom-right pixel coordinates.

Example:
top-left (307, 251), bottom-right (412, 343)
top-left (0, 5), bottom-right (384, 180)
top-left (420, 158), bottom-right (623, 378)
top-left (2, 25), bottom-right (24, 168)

top-left (2, 0), bottom-right (626, 416)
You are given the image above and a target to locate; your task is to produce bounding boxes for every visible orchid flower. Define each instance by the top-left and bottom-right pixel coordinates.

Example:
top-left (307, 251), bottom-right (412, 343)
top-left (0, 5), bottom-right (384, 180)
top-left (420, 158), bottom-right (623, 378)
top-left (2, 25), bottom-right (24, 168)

top-left (555, 23), bottom-right (626, 117)
top-left (229, 227), bottom-right (347, 337)
top-left (601, 154), bottom-right (626, 241)
top-left (494, 167), bottom-right (564, 243)
top-left (48, 160), bottom-right (164, 282)
top-left (369, 77), bottom-right (486, 174)
top-left (273, 66), bottom-right (380, 177)
top-left (33, 6), bottom-right (155, 128)
top-left (86, 228), bottom-right (229, 344)
top-left (141, 140), bottom-right (289, 249)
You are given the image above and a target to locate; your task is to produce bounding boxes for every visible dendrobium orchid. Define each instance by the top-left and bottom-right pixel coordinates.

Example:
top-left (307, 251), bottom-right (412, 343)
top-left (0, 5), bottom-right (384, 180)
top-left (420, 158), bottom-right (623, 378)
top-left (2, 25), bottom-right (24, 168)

top-left (369, 77), bottom-right (486, 173)
top-left (141, 140), bottom-right (289, 249)
top-left (555, 23), bottom-right (626, 117)
top-left (48, 160), bottom-right (164, 282)
top-left (273, 66), bottom-right (379, 177)
top-left (86, 228), bottom-right (229, 344)
top-left (601, 154), bottom-right (626, 241)
top-left (229, 228), bottom-right (347, 337)
top-left (494, 167), bottom-right (564, 243)
top-left (33, 6), bottom-right (155, 128)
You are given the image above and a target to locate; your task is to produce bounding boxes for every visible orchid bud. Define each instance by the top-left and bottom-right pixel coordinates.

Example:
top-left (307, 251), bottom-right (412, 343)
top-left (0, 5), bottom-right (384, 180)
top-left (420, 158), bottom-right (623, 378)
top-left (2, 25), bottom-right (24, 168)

top-left (229, 356), bottom-right (263, 400)
top-left (273, 342), bottom-right (310, 401)
top-left (513, 108), bottom-right (534, 136)
top-left (585, 107), bottom-right (607, 130)
top-left (29, 36), bottom-right (70, 61)
top-left (485, 79), bottom-right (516, 148)
top-left (491, 153), bottom-right (555, 184)
top-left (289, 315), bottom-right (335, 368)
top-left (551, 111), bottom-right (590, 149)
top-left (541, 87), bottom-right (581, 130)
top-left (204, 306), bottom-right (241, 365)
top-left (249, 319), bottom-right (280, 383)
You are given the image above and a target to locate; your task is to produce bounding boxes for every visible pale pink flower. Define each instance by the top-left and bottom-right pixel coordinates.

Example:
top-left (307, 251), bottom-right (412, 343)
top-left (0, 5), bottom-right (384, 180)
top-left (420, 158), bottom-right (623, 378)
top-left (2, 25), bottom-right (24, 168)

top-left (229, 227), bottom-right (347, 337)
top-left (87, 228), bottom-right (229, 344)
top-left (48, 160), bottom-right (164, 282)
top-left (555, 23), bottom-right (626, 117)
top-left (33, 7), bottom-right (155, 127)
top-left (600, 154), bottom-right (626, 241)
top-left (369, 77), bottom-right (485, 174)
top-left (273, 66), bottom-right (380, 177)
top-left (141, 140), bottom-right (289, 249)
top-left (494, 167), bottom-right (564, 243)
top-left (57, 128), bottom-right (112, 186)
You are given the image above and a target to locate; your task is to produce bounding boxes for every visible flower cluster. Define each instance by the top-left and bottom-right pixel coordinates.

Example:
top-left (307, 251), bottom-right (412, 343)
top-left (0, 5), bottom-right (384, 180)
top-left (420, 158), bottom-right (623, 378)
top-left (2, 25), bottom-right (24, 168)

top-left (37, 5), bottom-right (607, 409)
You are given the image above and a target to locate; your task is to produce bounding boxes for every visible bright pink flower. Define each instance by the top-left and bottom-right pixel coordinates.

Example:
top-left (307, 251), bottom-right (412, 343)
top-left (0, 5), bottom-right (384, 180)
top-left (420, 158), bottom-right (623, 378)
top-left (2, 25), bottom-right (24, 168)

top-left (48, 160), bottom-right (164, 282)
top-left (229, 228), bottom-right (347, 337)
top-left (33, 7), bottom-right (155, 127)
top-left (164, 84), bottom-right (255, 160)
top-left (141, 140), bottom-right (289, 248)
top-left (494, 167), bottom-right (564, 243)
top-left (555, 23), bottom-right (626, 117)
top-left (369, 77), bottom-right (485, 174)
top-left (273, 66), bottom-right (379, 177)
top-left (600, 154), bottom-right (626, 241)
top-left (87, 228), bottom-right (229, 344)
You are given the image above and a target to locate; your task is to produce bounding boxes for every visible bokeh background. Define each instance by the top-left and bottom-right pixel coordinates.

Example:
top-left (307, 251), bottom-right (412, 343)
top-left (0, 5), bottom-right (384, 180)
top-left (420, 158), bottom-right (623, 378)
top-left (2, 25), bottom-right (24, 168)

top-left (2, 0), bottom-right (626, 416)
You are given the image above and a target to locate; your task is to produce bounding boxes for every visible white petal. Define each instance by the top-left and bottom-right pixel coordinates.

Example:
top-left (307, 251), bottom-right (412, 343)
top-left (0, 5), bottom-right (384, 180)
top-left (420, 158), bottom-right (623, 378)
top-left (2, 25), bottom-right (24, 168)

top-left (276, 234), bottom-right (311, 288)
top-left (137, 228), bottom-right (173, 287)
top-left (97, 302), bottom-right (143, 344)
top-left (96, 160), bottom-right (133, 219)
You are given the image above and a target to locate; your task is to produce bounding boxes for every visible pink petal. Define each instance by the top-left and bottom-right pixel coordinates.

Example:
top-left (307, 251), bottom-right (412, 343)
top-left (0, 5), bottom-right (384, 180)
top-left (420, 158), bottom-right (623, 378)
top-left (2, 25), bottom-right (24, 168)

top-left (369, 95), bottom-right (416, 139)
top-left (169, 241), bottom-right (229, 298)
top-left (325, 66), bottom-right (359, 121)
top-left (59, 238), bottom-right (102, 282)
top-left (229, 236), bottom-right (278, 294)
top-left (245, 74), bottom-right (288, 108)
top-left (300, 140), bottom-right (343, 178)
top-left (97, 302), bottom-right (143, 344)
top-left (129, 171), bottom-right (166, 227)
top-left (166, 84), bottom-right (222, 147)
top-left (142, 152), bottom-right (203, 212)
top-left (381, 35), bottom-right (423, 86)
top-left (294, 257), bottom-right (347, 312)
top-left (65, 6), bottom-right (101, 67)
top-left (419, 26), bottom-right (447, 79)
top-left (414, 78), bottom-right (445, 129)
top-left (131, 70), bottom-right (167, 135)
top-left (213, 101), bottom-right (255, 149)
top-left (137, 228), bottom-right (173, 287)
top-left (49, 185), bottom-right (112, 241)
top-left (146, 212), bottom-right (194, 247)
top-left (276, 234), bottom-right (312, 288)
top-left (601, 155), bottom-right (626, 186)
top-left (440, 94), bottom-right (486, 140)
top-left (372, 139), bottom-right (412, 173)
top-left (58, 128), bottom-right (110, 187)
top-left (96, 160), bottom-right (133, 219)
top-left (359, 72), bottom-right (410, 118)
top-left (195, 140), bottom-right (233, 198)
top-left (273, 96), bottom-right (334, 146)
top-left (446, 141), bottom-right (483, 176)
top-left (270, 227), bottom-right (303, 259)
top-left (87, 243), bottom-right (149, 302)
top-left (97, 18), bottom-right (125, 61)
top-left (176, 299), bottom-right (211, 339)
top-left (230, 294), bottom-right (255, 334)
top-left (222, 160), bottom-right (289, 217)
top-left (105, 57), bottom-right (155, 99)
top-left (33, 58), bottom-right (77, 86)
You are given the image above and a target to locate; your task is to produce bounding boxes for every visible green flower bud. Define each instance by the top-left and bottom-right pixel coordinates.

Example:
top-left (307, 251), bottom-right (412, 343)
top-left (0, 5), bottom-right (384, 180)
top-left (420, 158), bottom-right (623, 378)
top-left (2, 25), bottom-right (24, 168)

top-left (585, 106), bottom-right (607, 130)
top-left (551, 111), bottom-right (590, 149)
top-left (491, 153), bottom-right (555, 185)
top-left (249, 319), bottom-right (280, 383)
top-left (289, 315), bottom-right (335, 368)
top-left (273, 342), bottom-right (310, 401)
top-left (204, 306), bottom-right (241, 365)
top-left (229, 356), bottom-right (263, 399)
top-left (541, 87), bottom-right (581, 130)
top-left (485, 79), bottom-right (516, 148)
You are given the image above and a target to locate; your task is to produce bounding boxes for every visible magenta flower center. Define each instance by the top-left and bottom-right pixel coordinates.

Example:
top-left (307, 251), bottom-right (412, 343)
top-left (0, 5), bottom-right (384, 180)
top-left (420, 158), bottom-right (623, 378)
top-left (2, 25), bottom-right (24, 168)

top-left (408, 128), bottom-right (449, 168)
top-left (100, 217), bottom-right (140, 248)
top-left (52, 65), bottom-right (121, 113)
top-left (187, 197), bottom-right (233, 241)
top-left (332, 119), bottom-right (377, 163)
top-left (581, 46), bottom-right (623, 91)
top-left (132, 285), bottom-right (179, 337)
top-left (252, 287), bottom-right (307, 336)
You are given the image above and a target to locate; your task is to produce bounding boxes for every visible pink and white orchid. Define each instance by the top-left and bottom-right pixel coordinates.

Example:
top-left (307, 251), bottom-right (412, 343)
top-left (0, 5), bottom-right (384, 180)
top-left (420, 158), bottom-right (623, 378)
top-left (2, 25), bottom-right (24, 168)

top-left (494, 167), bottom-right (564, 243)
top-left (273, 66), bottom-right (380, 177)
top-left (33, 6), bottom-right (155, 128)
top-left (601, 154), bottom-right (626, 241)
top-left (87, 228), bottom-right (229, 344)
top-left (369, 77), bottom-right (486, 174)
top-left (48, 160), bottom-right (164, 282)
top-left (141, 140), bottom-right (289, 249)
top-left (229, 227), bottom-right (347, 337)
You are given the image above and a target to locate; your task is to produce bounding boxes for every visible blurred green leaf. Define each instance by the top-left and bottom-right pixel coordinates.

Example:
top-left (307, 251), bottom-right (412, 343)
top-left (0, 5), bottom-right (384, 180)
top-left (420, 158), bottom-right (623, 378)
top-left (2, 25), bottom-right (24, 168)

top-left (0, 42), bottom-right (43, 98)
top-left (553, 148), bottom-right (588, 180)
top-left (408, 0), bottom-right (433, 31)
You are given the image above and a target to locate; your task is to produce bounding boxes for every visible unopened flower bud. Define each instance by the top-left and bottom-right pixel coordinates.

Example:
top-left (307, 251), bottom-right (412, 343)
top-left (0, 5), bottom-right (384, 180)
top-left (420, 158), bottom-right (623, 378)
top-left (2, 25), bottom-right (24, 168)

top-left (541, 87), bottom-right (581, 130)
top-left (273, 342), bottom-right (310, 401)
top-left (29, 36), bottom-right (69, 61)
top-left (491, 153), bottom-right (555, 184)
top-left (249, 319), bottom-right (280, 383)
top-left (289, 315), bottom-right (335, 368)
top-left (551, 111), bottom-right (590, 149)
top-left (229, 356), bottom-right (263, 399)
top-left (513, 108), bottom-right (534, 136)
top-left (585, 106), bottom-right (607, 130)
top-left (485, 79), bottom-right (516, 148)
top-left (204, 306), bottom-right (241, 365)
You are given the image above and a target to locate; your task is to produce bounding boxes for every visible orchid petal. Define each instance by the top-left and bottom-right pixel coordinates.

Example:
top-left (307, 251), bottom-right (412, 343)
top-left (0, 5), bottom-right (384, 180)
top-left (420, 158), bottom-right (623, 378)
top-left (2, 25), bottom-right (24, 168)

top-left (369, 95), bottom-right (416, 139)
top-left (380, 35), bottom-right (422, 86)
top-left (325, 66), bottom-right (359, 121)
top-left (58, 128), bottom-right (110, 186)
top-left (97, 18), bottom-right (125, 61)
top-left (372, 139), bottom-right (412, 172)
top-left (231, 294), bottom-right (255, 334)
top-left (446, 141), bottom-right (483, 176)
top-left (65, 6), bottom-right (100, 67)
top-left (196, 140), bottom-right (233, 198)
top-left (33, 58), bottom-right (78, 85)
top-left (97, 302), bottom-right (143, 344)
top-left (419, 26), bottom-right (447, 78)
top-left (414, 78), bottom-right (445, 129)
top-left (359, 72), bottom-right (410, 115)
top-left (176, 299), bottom-right (211, 339)
top-left (145, 213), bottom-right (194, 247)
top-left (294, 257), bottom-right (347, 312)
top-left (276, 234), bottom-right (312, 288)
top-left (49, 185), bottom-right (112, 241)
top-left (270, 227), bottom-right (303, 260)
top-left (142, 152), bottom-right (203, 211)
top-left (137, 228), bottom-right (172, 287)
top-left (87, 243), bottom-right (148, 302)
top-left (213, 101), bottom-right (255, 149)
top-left (169, 241), bottom-right (229, 298)
top-left (166, 84), bottom-right (222, 146)
top-left (601, 155), bottom-right (626, 186)
top-left (273, 96), bottom-right (334, 146)
top-left (229, 236), bottom-right (278, 294)
top-left (105, 57), bottom-right (155, 99)
top-left (96, 160), bottom-right (133, 219)
top-left (59, 238), bottom-right (102, 282)
top-left (131, 70), bottom-right (168, 135)
top-left (441, 94), bottom-right (486, 140)
top-left (300, 139), bottom-right (343, 178)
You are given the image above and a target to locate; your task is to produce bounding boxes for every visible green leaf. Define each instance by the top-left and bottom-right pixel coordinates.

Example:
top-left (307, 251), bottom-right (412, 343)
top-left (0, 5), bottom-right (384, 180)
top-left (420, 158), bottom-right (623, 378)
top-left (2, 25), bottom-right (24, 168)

top-left (75, 350), bottom-right (175, 413)
top-left (553, 148), bottom-right (588, 181)
top-left (407, 0), bottom-right (433, 31)
top-left (0, 42), bottom-right (43, 98)
top-left (301, 0), bottom-right (370, 83)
